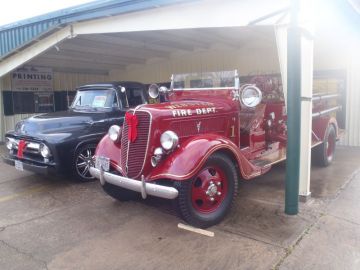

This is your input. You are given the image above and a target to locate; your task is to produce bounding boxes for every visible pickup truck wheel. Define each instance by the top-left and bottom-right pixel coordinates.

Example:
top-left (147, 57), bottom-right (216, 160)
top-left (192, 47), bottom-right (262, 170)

top-left (313, 125), bottom-right (336, 167)
top-left (173, 153), bottom-right (238, 228)
top-left (102, 182), bottom-right (139, 201)
top-left (73, 144), bottom-right (97, 182)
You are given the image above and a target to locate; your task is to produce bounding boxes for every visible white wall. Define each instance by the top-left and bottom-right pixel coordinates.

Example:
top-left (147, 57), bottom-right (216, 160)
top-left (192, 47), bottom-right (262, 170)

top-left (110, 45), bottom-right (280, 83)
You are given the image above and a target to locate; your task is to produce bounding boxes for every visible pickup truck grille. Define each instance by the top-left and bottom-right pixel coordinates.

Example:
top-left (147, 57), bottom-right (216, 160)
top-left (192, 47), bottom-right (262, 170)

top-left (121, 110), bottom-right (151, 178)
top-left (9, 138), bottom-right (44, 162)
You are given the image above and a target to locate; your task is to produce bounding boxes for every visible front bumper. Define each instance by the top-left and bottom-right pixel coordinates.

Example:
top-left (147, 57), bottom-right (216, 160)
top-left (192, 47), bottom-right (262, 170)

top-left (89, 167), bottom-right (178, 200)
top-left (2, 155), bottom-right (56, 175)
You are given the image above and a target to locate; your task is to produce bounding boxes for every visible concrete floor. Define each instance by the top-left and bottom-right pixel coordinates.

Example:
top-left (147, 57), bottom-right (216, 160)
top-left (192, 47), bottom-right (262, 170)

top-left (0, 145), bottom-right (359, 270)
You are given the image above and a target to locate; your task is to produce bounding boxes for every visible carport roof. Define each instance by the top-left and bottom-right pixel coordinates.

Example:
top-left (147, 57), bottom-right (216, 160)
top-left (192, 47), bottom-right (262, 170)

top-left (0, 0), bottom-right (195, 60)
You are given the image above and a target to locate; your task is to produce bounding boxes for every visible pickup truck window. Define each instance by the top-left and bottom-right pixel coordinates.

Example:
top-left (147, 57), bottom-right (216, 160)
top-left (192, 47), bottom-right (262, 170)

top-left (71, 89), bottom-right (117, 109)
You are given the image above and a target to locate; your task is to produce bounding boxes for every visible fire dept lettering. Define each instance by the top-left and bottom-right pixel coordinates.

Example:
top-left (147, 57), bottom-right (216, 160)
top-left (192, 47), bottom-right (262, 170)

top-left (172, 107), bottom-right (216, 117)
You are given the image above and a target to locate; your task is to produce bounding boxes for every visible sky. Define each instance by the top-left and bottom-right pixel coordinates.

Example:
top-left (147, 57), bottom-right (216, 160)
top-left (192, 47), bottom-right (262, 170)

top-left (0, 0), bottom-right (95, 27)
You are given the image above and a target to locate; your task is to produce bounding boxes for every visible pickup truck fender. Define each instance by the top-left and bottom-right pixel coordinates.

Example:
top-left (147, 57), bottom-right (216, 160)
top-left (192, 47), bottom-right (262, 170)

top-left (147, 134), bottom-right (263, 181)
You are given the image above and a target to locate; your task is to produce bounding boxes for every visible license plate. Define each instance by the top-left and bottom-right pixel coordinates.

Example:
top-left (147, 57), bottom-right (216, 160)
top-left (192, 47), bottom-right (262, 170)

top-left (15, 160), bottom-right (24, 171)
top-left (95, 156), bottom-right (110, 172)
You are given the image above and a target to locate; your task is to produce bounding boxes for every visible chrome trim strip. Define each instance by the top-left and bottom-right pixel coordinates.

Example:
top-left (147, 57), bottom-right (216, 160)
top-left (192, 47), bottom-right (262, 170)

top-left (90, 167), bottom-right (178, 200)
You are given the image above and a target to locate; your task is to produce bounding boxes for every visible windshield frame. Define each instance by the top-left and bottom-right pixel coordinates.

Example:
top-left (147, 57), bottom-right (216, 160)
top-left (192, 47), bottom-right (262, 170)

top-left (171, 70), bottom-right (240, 91)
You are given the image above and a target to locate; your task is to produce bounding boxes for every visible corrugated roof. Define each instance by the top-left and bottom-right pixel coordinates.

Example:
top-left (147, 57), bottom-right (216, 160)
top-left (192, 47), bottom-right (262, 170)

top-left (0, 0), bottom-right (194, 59)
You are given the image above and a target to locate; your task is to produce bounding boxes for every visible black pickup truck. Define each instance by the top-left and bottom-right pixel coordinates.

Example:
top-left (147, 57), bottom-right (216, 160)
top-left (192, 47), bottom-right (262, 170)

top-left (3, 81), bottom-right (147, 181)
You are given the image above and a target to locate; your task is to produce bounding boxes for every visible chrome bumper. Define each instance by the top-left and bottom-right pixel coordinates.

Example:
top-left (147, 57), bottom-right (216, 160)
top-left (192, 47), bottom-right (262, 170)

top-left (89, 167), bottom-right (178, 200)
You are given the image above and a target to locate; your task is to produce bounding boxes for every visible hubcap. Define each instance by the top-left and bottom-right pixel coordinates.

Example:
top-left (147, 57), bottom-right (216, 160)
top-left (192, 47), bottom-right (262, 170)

top-left (191, 166), bottom-right (228, 213)
top-left (76, 146), bottom-right (95, 179)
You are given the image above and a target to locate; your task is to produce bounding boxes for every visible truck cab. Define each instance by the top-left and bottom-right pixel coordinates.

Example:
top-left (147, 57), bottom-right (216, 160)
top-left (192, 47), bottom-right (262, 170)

top-left (90, 70), bottom-right (339, 228)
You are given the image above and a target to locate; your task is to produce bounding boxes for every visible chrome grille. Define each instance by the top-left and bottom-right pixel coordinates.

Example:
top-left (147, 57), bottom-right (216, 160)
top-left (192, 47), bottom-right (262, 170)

top-left (121, 111), bottom-right (151, 178)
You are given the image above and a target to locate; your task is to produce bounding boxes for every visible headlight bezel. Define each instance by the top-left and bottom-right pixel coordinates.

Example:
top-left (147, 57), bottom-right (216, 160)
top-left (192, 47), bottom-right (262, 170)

top-left (160, 130), bottom-right (179, 151)
top-left (108, 125), bottom-right (122, 143)
top-left (240, 84), bottom-right (263, 108)
top-left (5, 137), bottom-right (13, 150)
top-left (39, 143), bottom-right (51, 158)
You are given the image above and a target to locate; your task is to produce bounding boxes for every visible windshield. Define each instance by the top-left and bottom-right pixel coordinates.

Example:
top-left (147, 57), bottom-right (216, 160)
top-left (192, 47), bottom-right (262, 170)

top-left (71, 89), bottom-right (117, 109)
top-left (173, 70), bottom-right (237, 90)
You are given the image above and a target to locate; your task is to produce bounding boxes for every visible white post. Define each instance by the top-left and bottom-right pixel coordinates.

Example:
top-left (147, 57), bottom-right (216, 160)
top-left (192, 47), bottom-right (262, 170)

top-left (299, 34), bottom-right (313, 200)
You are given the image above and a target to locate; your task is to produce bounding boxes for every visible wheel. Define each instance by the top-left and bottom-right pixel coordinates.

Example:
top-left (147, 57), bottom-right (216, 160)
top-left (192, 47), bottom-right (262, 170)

top-left (173, 153), bottom-right (238, 228)
top-left (73, 144), bottom-right (97, 182)
top-left (102, 182), bottom-right (139, 201)
top-left (313, 125), bottom-right (336, 167)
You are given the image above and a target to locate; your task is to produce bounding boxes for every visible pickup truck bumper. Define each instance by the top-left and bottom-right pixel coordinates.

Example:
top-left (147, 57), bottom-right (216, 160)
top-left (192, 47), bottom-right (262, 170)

top-left (2, 155), bottom-right (56, 175)
top-left (89, 167), bottom-right (179, 200)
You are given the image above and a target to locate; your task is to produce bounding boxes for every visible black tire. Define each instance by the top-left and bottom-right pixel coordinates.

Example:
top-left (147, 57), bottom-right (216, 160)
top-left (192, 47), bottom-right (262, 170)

top-left (313, 125), bottom-right (336, 167)
top-left (173, 152), bottom-right (238, 228)
top-left (73, 144), bottom-right (97, 182)
top-left (102, 182), bottom-right (139, 201)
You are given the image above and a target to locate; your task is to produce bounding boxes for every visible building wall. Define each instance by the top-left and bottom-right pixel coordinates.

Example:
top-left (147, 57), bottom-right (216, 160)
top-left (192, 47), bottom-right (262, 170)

top-left (0, 71), bottom-right (109, 140)
top-left (110, 45), bottom-right (280, 83)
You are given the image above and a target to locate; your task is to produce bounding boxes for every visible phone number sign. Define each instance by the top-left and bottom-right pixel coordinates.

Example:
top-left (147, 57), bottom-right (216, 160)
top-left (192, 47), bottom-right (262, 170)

top-left (12, 67), bottom-right (53, 91)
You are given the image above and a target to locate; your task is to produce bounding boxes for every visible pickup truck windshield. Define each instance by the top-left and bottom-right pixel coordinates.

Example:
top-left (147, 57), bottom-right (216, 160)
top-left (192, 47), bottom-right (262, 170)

top-left (71, 89), bottom-right (117, 109)
top-left (173, 70), bottom-right (237, 90)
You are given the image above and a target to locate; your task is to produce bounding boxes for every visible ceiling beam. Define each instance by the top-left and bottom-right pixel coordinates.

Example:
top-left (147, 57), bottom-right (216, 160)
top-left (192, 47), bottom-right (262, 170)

top-left (44, 48), bottom-right (146, 64)
top-left (71, 37), bottom-right (171, 58)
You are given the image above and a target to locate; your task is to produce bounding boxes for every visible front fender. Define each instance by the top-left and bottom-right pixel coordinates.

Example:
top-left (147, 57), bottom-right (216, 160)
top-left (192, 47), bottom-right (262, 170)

top-left (147, 134), bottom-right (262, 181)
top-left (95, 134), bottom-right (124, 174)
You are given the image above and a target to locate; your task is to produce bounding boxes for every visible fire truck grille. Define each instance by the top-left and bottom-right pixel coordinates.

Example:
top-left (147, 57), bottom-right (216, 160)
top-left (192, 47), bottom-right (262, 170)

top-left (121, 110), bottom-right (151, 178)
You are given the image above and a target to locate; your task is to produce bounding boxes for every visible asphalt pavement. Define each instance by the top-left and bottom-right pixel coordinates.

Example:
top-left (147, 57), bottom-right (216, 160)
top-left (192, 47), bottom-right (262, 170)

top-left (0, 145), bottom-right (359, 270)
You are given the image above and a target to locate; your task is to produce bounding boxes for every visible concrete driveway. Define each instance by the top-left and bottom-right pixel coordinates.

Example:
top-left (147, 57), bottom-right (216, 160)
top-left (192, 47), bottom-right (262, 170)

top-left (0, 145), bottom-right (359, 270)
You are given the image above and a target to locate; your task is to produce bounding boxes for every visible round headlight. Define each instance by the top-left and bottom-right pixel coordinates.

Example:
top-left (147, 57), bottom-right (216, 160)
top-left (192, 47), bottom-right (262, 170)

top-left (160, 131), bottom-right (179, 151)
top-left (5, 138), bottom-right (13, 150)
top-left (40, 144), bottom-right (51, 158)
top-left (241, 85), bottom-right (262, 108)
top-left (108, 125), bottom-right (121, 142)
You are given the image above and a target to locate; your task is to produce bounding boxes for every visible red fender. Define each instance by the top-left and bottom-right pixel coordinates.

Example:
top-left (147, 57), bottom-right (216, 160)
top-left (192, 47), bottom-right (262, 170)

top-left (147, 134), bottom-right (263, 181)
top-left (312, 116), bottom-right (339, 141)
top-left (95, 135), bottom-right (125, 175)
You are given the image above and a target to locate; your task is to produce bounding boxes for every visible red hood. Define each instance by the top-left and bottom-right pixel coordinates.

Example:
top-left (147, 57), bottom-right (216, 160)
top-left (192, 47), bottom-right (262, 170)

top-left (134, 98), bottom-right (236, 119)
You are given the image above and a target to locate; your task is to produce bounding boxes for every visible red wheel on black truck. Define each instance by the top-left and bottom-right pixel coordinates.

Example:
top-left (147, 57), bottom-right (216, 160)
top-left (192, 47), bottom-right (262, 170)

top-left (174, 152), bottom-right (238, 228)
top-left (313, 124), bottom-right (336, 167)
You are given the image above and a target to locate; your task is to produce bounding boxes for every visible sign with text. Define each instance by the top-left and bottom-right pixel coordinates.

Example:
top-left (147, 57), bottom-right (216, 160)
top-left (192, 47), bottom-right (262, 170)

top-left (12, 67), bottom-right (53, 91)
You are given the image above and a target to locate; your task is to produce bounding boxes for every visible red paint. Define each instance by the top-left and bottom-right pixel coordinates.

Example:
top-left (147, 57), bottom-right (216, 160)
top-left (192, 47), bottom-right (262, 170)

top-left (125, 112), bottom-right (138, 142)
top-left (17, 140), bottom-right (26, 159)
top-left (191, 165), bottom-right (228, 213)
top-left (94, 75), bottom-right (339, 184)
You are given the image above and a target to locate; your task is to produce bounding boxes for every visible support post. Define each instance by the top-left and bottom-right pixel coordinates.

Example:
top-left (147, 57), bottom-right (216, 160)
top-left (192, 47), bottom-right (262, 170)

top-left (285, 0), bottom-right (301, 215)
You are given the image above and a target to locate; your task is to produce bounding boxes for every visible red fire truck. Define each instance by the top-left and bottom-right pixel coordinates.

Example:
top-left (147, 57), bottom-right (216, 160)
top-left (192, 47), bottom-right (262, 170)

top-left (90, 70), bottom-right (340, 228)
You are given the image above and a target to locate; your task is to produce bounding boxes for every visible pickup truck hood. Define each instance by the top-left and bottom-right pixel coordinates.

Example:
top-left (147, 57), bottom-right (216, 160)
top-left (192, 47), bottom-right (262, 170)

top-left (13, 109), bottom-right (110, 136)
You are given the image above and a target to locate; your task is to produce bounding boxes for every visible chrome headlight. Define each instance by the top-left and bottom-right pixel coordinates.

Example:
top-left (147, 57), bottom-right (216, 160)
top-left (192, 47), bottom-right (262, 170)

top-left (39, 144), bottom-right (51, 158)
top-left (108, 125), bottom-right (122, 142)
top-left (160, 131), bottom-right (179, 151)
top-left (151, 147), bottom-right (164, 167)
top-left (241, 85), bottom-right (262, 108)
top-left (5, 137), bottom-right (13, 150)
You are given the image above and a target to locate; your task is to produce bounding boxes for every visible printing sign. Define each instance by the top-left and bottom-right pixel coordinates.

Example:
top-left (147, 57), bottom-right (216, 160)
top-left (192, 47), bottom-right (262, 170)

top-left (12, 67), bottom-right (53, 91)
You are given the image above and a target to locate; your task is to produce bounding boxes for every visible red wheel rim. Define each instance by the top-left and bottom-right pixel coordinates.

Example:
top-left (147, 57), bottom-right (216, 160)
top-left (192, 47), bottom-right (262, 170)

top-left (326, 132), bottom-right (336, 159)
top-left (191, 166), bottom-right (228, 213)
